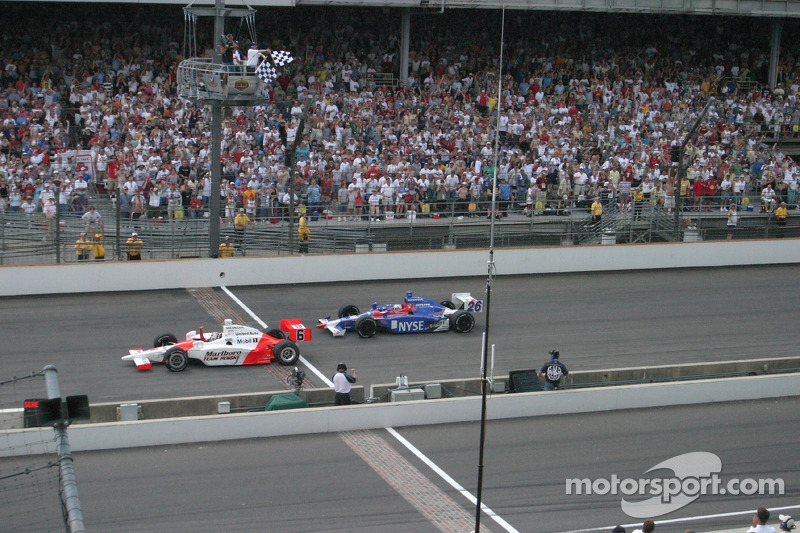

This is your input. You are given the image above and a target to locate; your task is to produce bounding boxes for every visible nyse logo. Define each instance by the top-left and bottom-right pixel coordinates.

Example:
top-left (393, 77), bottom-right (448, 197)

top-left (392, 320), bottom-right (427, 332)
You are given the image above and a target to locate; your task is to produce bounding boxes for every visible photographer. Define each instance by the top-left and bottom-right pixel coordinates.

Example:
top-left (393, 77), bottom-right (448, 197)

top-left (332, 363), bottom-right (357, 405)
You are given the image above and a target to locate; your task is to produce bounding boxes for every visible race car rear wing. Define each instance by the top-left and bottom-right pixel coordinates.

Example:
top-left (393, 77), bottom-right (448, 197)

top-left (452, 293), bottom-right (484, 313)
top-left (280, 319), bottom-right (311, 342)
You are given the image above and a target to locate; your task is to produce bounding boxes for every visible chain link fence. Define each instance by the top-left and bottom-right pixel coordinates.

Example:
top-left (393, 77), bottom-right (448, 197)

top-left (1, 196), bottom-right (796, 265)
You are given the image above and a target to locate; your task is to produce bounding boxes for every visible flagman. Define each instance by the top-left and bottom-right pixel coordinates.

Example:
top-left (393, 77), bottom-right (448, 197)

top-left (246, 43), bottom-right (270, 73)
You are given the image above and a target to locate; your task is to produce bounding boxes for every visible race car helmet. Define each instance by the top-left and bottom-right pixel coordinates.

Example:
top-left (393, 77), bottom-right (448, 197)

top-left (337, 363), bottom-right (347, 372)
top-left (549, 350), bottom-right (559, 359)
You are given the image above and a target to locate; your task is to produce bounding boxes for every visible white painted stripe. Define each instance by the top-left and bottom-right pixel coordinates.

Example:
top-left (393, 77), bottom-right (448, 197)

top-left (386, 427), bottom-right (520, 533)
top-left (573, 503), bottom-right (800, 533)
top-left (223, 285), bottom-right (516, 532)
top-left (220, 286), bottom-right (268, 329)
top-left (299, 355), bottom-right (333, 387)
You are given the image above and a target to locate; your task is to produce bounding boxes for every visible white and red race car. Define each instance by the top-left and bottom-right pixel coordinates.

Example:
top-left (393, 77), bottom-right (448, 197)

top-left (122, 319), bottom-right (310, 372)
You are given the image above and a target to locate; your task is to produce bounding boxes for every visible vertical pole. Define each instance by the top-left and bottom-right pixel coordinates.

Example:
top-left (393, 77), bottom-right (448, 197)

top-left (54, 186), bottom-right (62, 263)
top-left (399, 10), bottom-right (411, 85)
top-left (768, 19), bottom-right (783, 90)
top-left (209, 0), bottom-right (225, 257)
top-left (475, 8), bottom-right (504, 532)
top-left (44, 365), bottom-right (85, 533)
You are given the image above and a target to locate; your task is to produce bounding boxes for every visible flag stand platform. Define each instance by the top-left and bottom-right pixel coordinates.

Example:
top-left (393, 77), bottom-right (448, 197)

top-left (177, 58), bottom-right (270, 107)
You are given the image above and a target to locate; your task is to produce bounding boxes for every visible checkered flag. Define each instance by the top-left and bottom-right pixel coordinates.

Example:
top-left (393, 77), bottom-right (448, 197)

top-left (271, 50), bottom-right (294, 67)
top-left (255, 61), bottom-right (277, 84)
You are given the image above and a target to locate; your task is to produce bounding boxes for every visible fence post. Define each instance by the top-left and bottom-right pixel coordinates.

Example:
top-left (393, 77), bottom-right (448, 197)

top-left (43, 365), bottom-right (85, 533)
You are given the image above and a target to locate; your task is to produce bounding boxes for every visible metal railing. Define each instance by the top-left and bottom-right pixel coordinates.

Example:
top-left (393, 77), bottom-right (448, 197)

top-left (1, 195), bottom-right (795, 265)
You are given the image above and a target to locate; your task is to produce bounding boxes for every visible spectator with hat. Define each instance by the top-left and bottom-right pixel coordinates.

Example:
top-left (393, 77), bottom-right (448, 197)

top-left (126, 231), bottom-right (143, 261)
top-left (779, 514), bottom-right (796, 532)
top-left (218, 236), bottom-right (235, 258)
top-left (92, 232), bottom-right (106, 261)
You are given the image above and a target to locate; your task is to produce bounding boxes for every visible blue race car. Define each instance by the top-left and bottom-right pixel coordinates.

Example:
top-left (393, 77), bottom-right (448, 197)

top-left (317, 291), bottom-right (483, 338)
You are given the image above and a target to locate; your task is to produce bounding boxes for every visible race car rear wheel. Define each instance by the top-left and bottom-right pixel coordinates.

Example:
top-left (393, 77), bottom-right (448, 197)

top-left (153, 333), bottom-right (178, 348)
top-left (338, 304), bottom-right (360, 318)
top-left (266, 329), bottom-right (286, 340)
top-left (451, 311), bottom-right (475, 333)
top-left (273, 340), bottom-right (300, 366)
top-left (355, 316), bottom-right (377, 338)
top-left (440, 300), bottom-right (456, 310)
top-left (164, 347), bottom-right (189, 372)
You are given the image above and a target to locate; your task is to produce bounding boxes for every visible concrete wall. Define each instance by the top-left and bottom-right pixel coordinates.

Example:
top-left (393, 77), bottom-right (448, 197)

top-left (2, 239), bottom-right (799, 296)
top-left (369, 356), bottom-right (800, 398)
top-left (4, 372), bottom-right (799, 457)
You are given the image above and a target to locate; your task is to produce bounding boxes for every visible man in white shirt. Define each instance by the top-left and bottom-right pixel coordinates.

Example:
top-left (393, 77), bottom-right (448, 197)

top-left (747, 507), bottom-right (777, 533)
top-left (332, 362), bottom-right (357, 405)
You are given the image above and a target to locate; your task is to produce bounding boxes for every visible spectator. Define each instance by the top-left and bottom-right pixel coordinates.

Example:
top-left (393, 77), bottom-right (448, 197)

top-left (632, 519), bottom-right (655, 533)
top-left (748, 507), bottom-right (776, 533)
top-left (42, 197), bottom-right (57, 242)
top-left (778, 514), bottom-right (795, 532)
top-left (727, 202), bottom-right (738, 240)
top-left (81, 205), bottom-right (101, 233)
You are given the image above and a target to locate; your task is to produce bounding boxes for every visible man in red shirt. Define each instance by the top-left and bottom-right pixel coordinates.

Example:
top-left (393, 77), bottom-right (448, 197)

top-left (704, 176), bottom-right (718, 207)
top-left (693, 177), bottom-right (706, 209)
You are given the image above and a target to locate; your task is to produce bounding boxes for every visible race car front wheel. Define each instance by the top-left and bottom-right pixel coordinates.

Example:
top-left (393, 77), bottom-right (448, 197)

top-left (338, 304), bottom-right (360, 318)
top-left (355, 316), bottom-right (377, 338)
top-left (165, 347), bottom-right (189, 372)
top-left (273, 340), bottom-right (300, 366)
top-left (451, 311), bottom-right (475, 333)
top-left (154, 333), bottom-right (178, 348)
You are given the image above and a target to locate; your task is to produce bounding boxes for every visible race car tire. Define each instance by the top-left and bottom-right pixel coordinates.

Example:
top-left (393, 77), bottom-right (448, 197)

top-left (451, 311), bottom-right (475, 333)
top-left (164, 347), bottom-right (189, 372)
top-left (440, 300), bottom-right (456, 310)
top-left (338, 304), bottom-right (360, 318)
top-left (355, 316), bottom-right (377, 338)
top-left (273, 340), bottom-right (300, 366)
top-left (153, 333), bottom-right (178, 348)
top-left (266, 329), bottom-right (286, 340)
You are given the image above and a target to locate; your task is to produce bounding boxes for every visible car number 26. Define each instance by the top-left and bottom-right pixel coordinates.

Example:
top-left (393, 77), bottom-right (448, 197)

top-left (466, 300), bottom-right (483, 312)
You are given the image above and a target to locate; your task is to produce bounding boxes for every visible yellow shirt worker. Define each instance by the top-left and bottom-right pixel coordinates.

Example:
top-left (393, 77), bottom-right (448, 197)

top-left (126, 232), bottom-right (143, 260)
top-left (591, 198), bottom-right (603, 222)
top-left (219, 236), bottom-right (235, 258)
top-left (75, 233), bottom-right (91, 261)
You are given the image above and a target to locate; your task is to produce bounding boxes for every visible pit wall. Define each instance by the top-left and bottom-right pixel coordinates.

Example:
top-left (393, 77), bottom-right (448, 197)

top-left (3, 373), bottom-right (799, 456)
top-left (1, 239), bottom-right (799, 296)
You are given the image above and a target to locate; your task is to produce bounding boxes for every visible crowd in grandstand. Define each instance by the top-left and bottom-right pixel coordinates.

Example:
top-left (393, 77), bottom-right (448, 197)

top-left (2, 5), bottom-right (800, 223)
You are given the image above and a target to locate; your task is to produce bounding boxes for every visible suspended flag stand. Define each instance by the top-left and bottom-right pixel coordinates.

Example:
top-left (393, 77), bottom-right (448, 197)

top-left (177, 2), bottom-right (293, 107)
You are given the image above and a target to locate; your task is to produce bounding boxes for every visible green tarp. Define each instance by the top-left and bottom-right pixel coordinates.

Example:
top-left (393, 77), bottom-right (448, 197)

top-left (265, 393), bottom-right (308, 411)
